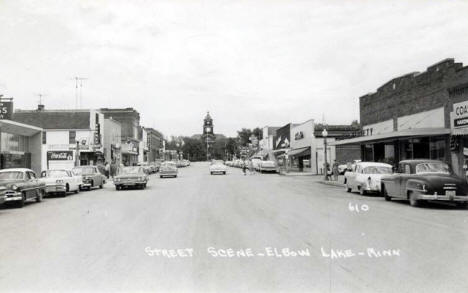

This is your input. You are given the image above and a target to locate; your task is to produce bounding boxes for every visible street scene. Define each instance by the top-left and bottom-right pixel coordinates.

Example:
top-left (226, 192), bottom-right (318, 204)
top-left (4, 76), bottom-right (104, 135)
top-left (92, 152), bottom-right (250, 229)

top-left (1, 162), bottom-right (468, 292)
top-left (1, 0), bottom-right (468, 292)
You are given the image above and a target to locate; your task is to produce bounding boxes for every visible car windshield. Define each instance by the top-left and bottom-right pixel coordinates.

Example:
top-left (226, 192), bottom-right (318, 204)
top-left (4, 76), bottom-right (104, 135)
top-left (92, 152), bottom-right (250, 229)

top-left (0, 171), bottom-right (24, 180)
top-left (162, 162), bottom-right (176, 167)
top-left (43, 170), bottom-right (68, 178)
top-left (121, 167), bottom-right (142, 174)
top-left (212, 160), bottom-right (224, 165)
top-left (415, 163), bottom-right (450, 175)
top-left (363, 166), bottom-right (392, 174)
top-left (73, 167), bottom-right (94, 175)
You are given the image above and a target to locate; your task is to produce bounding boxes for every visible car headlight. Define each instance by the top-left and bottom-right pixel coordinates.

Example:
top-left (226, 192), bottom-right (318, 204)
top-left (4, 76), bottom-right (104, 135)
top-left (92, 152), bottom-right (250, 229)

top-left (56, 179), bottom-right (64, 184)
top-left (11, 185), bottom-right (18, 191)
top-left (115, 178), bottom-right (120, 182)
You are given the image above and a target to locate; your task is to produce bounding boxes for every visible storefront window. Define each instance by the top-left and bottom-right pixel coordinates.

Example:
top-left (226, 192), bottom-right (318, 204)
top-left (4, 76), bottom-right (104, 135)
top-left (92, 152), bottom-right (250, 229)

top-left (1, 133), bottom-right (29, 153)
top-left (430, 137), bottom-right (446, 161)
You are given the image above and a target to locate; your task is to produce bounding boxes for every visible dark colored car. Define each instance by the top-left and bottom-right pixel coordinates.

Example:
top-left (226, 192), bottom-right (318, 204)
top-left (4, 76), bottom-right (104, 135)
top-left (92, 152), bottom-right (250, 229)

top-left (72, 166), bottom-right (106, 190)
top-left (381, 160), bottom-right (468, 207)
top-left (114, 166), bottom-right (149, 190)
top-left (0, 168), bottom-right (46, 208)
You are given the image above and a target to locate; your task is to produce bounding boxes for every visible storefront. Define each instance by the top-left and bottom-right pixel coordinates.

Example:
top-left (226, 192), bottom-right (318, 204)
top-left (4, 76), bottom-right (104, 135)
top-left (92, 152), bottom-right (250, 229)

top-left (332, 128), bottom-right (450, 168)
top-left (450, 97), bottom-right (468, 177)
top-left (121, 140), bottom-right (139, 166)
top-left (0, 120), bottom-right (43, 174)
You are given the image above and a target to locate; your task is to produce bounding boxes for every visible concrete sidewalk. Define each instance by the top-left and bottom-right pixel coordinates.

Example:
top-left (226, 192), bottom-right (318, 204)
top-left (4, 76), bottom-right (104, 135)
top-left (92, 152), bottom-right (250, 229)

top-left (317, 175), bottom-right (345, 187)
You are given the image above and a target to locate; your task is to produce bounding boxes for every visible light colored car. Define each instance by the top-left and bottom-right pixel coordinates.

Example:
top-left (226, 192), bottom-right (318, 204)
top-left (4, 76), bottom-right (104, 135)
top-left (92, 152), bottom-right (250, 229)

top-left (114, 166), bottom-right (149, 190)
top-left (258, 160), bottom-right (277, 173)
top-left (40, 169), bottom-right (82, 197)
top-left (160, 162), bottom-right (178, 178)
top-left (210, 160), bottom-right (227, 175)
top-left (344, 162), bottom-right (393, 195)
top-left (251, 158), bottom-right (262, 171)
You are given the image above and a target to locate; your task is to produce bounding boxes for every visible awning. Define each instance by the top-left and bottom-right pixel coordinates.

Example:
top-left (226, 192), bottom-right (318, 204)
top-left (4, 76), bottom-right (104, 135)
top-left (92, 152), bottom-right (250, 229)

top-left (452, 128), bottom-right (468, 136)
top-left (0, 119), bottom-right (43, 136)
top-left (330, 128), bottom-right (451, 146)
top-left (287, 146), bottom-right (311, 157)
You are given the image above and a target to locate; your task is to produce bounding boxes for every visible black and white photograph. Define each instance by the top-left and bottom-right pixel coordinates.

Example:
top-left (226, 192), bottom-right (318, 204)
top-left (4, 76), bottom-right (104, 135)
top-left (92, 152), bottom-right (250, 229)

top-left (1, 0), bottom-right (468, 292)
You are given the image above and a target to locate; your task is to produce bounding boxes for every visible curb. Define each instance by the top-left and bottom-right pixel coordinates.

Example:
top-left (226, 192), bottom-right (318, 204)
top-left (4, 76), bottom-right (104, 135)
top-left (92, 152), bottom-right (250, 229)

top-left (318, 181), bottom-right (345, 188)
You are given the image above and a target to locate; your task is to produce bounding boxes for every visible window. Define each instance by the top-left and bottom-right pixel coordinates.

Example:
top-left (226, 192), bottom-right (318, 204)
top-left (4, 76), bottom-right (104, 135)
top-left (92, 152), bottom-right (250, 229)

top-left (69, 131), bottom-right (76, 144)
top-left (29, 172), bottom-right (36, 179)
top-left (404, 165), bottom-right (411, 174)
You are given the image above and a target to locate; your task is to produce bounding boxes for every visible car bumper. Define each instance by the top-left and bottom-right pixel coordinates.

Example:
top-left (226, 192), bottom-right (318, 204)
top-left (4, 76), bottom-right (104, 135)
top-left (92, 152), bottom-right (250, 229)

top-left (45, 184), bottom-right (66, 193)
top-left (114, 180), bottom-right (147, 186)
top-left (417, 193), bottom-right (468, 202)
top-left (160, 172), bottom-right (177, 176)
top-left (4, 191), bottom-right (22, 202)
top-left (210, 169), bottom-right (226, 173)
top-left (260, 166), bottom-right (277, 171)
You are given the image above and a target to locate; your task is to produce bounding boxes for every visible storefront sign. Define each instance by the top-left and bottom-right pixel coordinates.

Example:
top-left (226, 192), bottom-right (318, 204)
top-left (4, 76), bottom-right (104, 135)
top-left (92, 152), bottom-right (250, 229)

top-left (47, 151), bottom-right (73, 161)
top-left (0, 101), bottom-right (13, 120)
top-left (452, 101), bottom-right (468, 135)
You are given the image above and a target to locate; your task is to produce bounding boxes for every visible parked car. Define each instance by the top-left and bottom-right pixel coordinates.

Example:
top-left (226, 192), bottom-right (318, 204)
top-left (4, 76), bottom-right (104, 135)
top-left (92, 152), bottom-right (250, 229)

top-left (210, 160), bottom-right (227, 175)
top-left (40, 169), bottom-right (82, 197)
top-left (149, 162), bottom-right (159, 173)
top-left (160, 161), bottom-right (178, 178)
top-left (344, 162), bottom-right (393, 195)
top-left (381, 159), bottom-right (468, 207)
top-left (114, 166), bottom-right (149, 190)
top-left (0, 189), bottom-right (6, 206)
top-left (72, 166), bottom-right (106, 190)
top-left (0, 168), bottom-right (46, 208)
top-left (137, 162), bottom-right (153, 174)
top-left (258, 160), bottom-right (277, 173)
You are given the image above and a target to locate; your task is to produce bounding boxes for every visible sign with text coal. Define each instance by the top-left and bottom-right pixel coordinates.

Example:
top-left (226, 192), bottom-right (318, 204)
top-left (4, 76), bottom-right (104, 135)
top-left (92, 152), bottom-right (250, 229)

top-left (47, 151), bottom-right (74, 161)
top-left (0, 101), bottom-right (13, 120)
top-left (452, 100), bottom-right (468, 135)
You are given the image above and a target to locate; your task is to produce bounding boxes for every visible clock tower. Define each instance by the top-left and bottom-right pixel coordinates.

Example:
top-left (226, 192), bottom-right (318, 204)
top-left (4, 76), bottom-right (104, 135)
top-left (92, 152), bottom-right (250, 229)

top-left (202, 112), bottom-right (215, 160)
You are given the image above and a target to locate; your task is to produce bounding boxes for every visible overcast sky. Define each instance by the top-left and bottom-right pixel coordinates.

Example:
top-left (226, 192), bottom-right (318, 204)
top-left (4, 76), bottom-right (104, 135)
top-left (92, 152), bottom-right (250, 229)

top-left (0, 0), bottom-right (467, 137)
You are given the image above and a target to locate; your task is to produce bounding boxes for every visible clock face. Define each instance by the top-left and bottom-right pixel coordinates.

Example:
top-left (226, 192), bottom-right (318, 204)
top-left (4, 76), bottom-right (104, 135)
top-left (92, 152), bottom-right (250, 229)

top-left (206, 127), bottom-right (212, 132)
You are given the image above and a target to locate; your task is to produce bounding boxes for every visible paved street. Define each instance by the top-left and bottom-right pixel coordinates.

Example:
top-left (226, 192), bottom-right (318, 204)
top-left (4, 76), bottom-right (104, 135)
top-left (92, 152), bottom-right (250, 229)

top-left (1, 162), bottom-right (468, 293)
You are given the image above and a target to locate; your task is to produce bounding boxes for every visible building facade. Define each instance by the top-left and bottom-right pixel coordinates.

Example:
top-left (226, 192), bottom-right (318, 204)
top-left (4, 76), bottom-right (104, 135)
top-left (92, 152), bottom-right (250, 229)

top-left (145, 128), bottom-right (164, 162)
top-left (103, 118), bottom-right (122, 165)
top-left (100, 108), bottom-right (141, 166)
top-left (334, 58), bottom-right (468, 176)
top-left (14, 107), bottom-right (105, 170)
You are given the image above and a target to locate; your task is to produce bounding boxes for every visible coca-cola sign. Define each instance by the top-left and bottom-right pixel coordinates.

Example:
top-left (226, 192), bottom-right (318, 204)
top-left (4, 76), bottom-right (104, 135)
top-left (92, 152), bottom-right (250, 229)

top-left (47, 151), bottom-right (73, 161)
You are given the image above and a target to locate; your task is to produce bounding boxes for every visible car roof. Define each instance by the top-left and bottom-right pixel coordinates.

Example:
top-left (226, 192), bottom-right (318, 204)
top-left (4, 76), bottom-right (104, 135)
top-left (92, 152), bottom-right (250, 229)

top-left (399, 159), bottom-right (444, 165)
top-left (356, 162), bottom-right (392, 168)
top-left (0, 168), bottom-right (33, 172)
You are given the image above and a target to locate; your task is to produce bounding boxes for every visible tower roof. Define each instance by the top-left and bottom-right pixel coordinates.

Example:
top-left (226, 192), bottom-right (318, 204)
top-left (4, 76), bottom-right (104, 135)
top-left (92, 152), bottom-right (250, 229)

top-left (204, 111), bottom-right (212, 121)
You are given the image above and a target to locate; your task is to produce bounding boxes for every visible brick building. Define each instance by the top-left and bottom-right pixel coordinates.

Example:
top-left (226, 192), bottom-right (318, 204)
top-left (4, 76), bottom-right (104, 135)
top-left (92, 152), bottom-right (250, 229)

top-left (333, 58), bottom-right (468, 176)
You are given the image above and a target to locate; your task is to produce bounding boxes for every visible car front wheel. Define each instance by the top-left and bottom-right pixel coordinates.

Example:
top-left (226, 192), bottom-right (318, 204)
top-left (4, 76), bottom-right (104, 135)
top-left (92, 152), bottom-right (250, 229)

top-left (36, 189), bottom-right (44, 202)
top-left (382, 185), bottom-right (391, 201)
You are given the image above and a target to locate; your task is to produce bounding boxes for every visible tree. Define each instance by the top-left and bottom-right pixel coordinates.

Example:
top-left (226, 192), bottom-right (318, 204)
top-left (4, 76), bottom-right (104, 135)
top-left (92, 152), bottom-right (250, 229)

top-left (181, 137), bottom-right (206, 161)
top-left (237, 128), bottom-right (253, 146)
top-left (252, 127), bottom-right (263, 140)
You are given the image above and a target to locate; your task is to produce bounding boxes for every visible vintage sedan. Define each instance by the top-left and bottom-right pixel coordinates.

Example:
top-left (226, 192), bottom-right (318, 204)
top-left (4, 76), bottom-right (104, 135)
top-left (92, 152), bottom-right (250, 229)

top-left (114, 166), bottom-right (149, 190)
top-left (160, 161), bottom-right (178, 178)
top-left (258, 160), bottom-right (277, 173)
top-left (381, 160), bottom-right (468, 207)
top-left (40, 169), bottom-right (82, 196)
top-left (345, 162), bottom-right (393, 195)
top-left (72, 166), bottom-right (106, 190)
top-left (210, 160), bottom-right (227, 175)
top-left (0, 168), bottom-right (46, 208)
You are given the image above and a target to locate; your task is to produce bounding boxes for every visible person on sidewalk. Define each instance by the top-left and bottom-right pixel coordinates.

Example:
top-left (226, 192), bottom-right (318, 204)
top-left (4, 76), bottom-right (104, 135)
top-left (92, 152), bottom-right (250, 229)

top-left (332, 160), bottom-right (339, 181)
top-left (242, 160), bottom-right (247, 175)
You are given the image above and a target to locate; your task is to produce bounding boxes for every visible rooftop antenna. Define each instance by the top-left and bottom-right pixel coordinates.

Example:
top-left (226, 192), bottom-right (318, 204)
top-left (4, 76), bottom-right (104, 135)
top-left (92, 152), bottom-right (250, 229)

top-left (72, 76), bottom-right (87, 109)
top-left (36, 93), bottom-right (46, 105)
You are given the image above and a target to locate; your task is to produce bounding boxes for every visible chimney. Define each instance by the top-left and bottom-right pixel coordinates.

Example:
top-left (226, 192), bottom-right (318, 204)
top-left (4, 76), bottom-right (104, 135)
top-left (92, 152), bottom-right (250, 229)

top-left (37, 104), bottom-right (45, 111)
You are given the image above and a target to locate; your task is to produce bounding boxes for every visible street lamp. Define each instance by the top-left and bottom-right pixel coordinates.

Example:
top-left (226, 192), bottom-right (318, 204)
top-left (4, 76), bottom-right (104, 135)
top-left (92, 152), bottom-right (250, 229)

top-left (322, 128), bottom-right (328, 181)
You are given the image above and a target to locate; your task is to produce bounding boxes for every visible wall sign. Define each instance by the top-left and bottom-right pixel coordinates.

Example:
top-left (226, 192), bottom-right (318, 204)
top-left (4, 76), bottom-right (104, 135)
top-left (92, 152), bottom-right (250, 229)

top-left (452, 100), bottom-right (468, 135)
top-left (0, 101), bottom-right (13, 120)
top-left (47, 151), bottom-right (73, 161)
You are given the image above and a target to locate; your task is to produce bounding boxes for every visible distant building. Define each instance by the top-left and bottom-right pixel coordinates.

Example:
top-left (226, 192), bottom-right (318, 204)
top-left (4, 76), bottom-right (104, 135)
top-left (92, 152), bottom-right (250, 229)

top-left (103, 118), bottom-right (122, 165)
top-left (100, 108), bottom-right (141, 166)
top-left (201, 112), bottom-right (215, 160)
top-left (145, 128), bottom-right (164, 162)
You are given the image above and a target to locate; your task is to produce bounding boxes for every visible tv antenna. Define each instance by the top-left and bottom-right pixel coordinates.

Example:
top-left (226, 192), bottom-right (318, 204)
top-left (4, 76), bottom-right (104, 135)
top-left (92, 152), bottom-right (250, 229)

top-left (72, 77), bottom-right (88, 108)
top-left (35, 93), bottom-right (46, 105)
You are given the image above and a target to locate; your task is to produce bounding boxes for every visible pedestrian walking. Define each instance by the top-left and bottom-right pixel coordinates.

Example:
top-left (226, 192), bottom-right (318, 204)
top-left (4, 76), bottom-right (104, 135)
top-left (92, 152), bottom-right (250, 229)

top-left (104, 161), bottom-right (110, 179)
top-left (332, 160), bottom-right (339, 181)
top-left (242, 160), bottom-right (247, 175)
